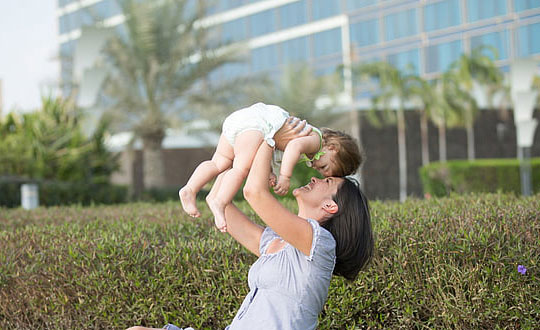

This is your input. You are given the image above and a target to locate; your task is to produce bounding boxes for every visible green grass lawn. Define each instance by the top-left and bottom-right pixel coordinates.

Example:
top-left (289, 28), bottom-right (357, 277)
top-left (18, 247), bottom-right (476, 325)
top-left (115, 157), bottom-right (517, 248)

top-left (1, 194), bottom-right (539, 329)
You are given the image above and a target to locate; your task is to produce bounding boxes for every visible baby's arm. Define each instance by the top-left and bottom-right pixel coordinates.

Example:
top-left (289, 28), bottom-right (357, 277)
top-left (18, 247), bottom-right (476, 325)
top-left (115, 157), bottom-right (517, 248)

top-left (273, 133), bottom-right (320, 195)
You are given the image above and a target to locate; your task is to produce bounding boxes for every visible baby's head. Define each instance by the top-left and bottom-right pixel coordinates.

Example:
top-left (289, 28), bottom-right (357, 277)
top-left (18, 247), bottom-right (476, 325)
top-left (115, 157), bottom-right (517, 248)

top-left (311, 128), bottom-right (363, 177)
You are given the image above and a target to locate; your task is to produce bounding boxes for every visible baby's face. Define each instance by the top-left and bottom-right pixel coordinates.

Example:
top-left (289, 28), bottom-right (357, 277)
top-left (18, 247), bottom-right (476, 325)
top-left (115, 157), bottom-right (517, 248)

top-left (311, 147), bottom-right (337, 177)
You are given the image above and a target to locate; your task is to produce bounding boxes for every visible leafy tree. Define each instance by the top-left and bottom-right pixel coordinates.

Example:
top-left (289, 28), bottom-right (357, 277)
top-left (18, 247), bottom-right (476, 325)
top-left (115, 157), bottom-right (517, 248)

top-left (354, 61), bottom-right (419, 202)
top-left (101, 0), bottom-right (241, 189)
top-left (445, 47), bottom-right (503, 160)
top-left (243, 64), bottom-right (342, 127)
top-left (0, 97), bottom-right (118, 183)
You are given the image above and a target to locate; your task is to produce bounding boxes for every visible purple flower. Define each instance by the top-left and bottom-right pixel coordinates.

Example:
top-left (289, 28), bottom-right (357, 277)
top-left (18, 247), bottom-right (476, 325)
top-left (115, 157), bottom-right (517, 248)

top-left (517, 265), bottom-right (527, 275)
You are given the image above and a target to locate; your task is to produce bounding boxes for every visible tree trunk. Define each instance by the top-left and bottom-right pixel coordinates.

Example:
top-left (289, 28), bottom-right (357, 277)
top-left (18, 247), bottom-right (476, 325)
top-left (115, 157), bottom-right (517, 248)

top-left (142, 136), bottom-right (166, 190)
top-left (420, 109), bottom-right (429, 166)
top-left (397, 106), bottom-right (407, 202)
top-left (466, 121), bottom-right (475, 161)
top-left (438, 123), bottom-right (447, 163)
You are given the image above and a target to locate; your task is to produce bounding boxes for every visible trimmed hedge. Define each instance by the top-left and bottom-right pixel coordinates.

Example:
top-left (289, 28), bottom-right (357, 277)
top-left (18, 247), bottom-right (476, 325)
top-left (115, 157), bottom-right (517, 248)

top-left (419, 158), bottom-right (540, 197)
top-left (0, 178), bottom-right (128, 207)
top-left (0, 194), bottom-right (538, 329)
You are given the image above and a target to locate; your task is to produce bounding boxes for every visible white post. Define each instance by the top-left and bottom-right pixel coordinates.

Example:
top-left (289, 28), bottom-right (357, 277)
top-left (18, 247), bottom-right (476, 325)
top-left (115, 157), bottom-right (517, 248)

top-left (510, 59), bottom-right (539, 196)
top-left (21, 183), bottom-right (39, 210)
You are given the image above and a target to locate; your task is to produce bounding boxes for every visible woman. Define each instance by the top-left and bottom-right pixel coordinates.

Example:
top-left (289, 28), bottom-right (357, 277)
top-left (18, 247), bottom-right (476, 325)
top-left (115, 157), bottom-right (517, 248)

top-left (128, 118), bottom-right (373, 330)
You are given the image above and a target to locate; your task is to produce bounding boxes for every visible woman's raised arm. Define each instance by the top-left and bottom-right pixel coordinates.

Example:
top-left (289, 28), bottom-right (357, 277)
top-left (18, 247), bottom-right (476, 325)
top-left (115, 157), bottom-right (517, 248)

top-left (243, 142), bottom-right (314, 256)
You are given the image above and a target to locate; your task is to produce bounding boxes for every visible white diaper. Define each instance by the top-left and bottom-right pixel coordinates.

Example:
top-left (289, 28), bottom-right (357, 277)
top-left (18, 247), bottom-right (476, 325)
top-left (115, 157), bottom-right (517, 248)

top-left (222, 102), bottom-right (289, 146)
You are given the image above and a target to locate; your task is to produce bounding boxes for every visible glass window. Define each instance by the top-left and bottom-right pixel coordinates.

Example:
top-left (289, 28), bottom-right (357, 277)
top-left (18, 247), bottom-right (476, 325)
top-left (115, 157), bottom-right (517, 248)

top-left (425, 39), bottom-right (463, 73)
top-left (467, 0), bottom-right (506, 21)
top-left (221, 62), bottom-right (250, 79)
top-left (90, 0), bottom-right (122, 20)
top-left (224, 0), bottom-right (244, 10)
top-left (347, 0), bottom-right (377, 11)
top-left (384, 9), bottom-right (418, 41)
top-left (281, 36), bottom-right (309, 64)
top-left (517, 22), bottom-right (540, 56)
top-left (58, 0), bottom-right (78, 7)
top-left (514, 0), bottom-right (540, 12)
top-left (222, 18), bottom-right (247, 43)
top-left (424, 0), bottom-right (461, 32)
top-left (279, 0), bottom-right (306, 29)
top-left (250, 9), bottom-right (276, 37)
top-left (313, 28), bottom-right (342, 58)
top-left (311, 0), bottom-right (341, 21)
top-left (470, 30), bottom-right (509, 60)
top-left (59, 14), bottom-right (71, 34)
top-left (387, 48), bottom-right (420, 74)
top-left (350, 18), bottom-right (379, 47)
top-left (60, 40), bottom-right (75, 59)
top-left (251, 44), bottom-right (279, 72)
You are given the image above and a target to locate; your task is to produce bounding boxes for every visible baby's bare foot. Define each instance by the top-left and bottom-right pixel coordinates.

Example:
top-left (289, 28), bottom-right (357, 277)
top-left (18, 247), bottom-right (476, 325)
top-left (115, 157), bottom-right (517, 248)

top-left (179, 186), bottom-right (200, 217)
top-left (207, 197), bottom-right (227, 232)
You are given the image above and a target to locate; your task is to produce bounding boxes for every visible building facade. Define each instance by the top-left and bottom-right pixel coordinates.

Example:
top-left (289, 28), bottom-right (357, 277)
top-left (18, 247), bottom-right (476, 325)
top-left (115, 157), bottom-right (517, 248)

top-left (58, 0), bottom-right (540, 100)
top-left (57, 0), bottom-right (540, 198)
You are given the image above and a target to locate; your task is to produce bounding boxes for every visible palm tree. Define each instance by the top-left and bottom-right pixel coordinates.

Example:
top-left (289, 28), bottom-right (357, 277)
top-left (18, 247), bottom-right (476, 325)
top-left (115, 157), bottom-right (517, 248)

top-left (445, 47), bottom-right (503, 160)
top-left (354, 62), bottom-right (418, 202)
top-left (245, 64), bottom-right (342, 127)
top-left (101, 0), bottom-right (241, 189)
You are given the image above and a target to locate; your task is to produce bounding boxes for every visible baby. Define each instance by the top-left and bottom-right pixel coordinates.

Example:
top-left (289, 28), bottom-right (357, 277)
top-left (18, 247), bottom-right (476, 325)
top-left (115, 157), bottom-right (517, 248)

top-left (179, 102), bottom-right (362, 231)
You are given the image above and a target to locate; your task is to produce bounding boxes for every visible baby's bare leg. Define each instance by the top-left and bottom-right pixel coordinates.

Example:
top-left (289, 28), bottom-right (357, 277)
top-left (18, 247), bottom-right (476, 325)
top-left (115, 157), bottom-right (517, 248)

top-left (180, 134), bottom-right (233, 217)
top-left (206, 171), bottom-right (227, 232)
top-left (207, 130), bottom-right (263, 230)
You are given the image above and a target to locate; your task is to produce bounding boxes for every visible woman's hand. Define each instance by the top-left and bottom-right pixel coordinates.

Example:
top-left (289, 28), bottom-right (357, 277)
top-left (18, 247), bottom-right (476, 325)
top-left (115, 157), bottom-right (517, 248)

top-left (274, 117), bottom-right (312, 150)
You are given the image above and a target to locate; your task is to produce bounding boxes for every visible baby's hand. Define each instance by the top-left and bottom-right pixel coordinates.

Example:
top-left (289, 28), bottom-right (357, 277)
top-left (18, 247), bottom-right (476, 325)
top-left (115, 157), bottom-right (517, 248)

top-left (274, 175), bottom-right (290, 196)
top-left (269, 172), bottom-right (277, 187)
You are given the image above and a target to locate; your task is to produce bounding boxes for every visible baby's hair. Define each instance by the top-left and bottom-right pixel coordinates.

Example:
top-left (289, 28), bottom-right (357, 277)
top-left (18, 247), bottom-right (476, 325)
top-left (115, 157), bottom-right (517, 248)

top-left (321, 128), bottom-right (363, 177)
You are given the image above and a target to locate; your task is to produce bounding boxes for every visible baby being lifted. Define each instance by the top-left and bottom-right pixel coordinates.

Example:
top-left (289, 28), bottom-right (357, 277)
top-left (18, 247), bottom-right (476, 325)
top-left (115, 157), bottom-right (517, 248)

top-left (179, 102), bottom-right (362, 231)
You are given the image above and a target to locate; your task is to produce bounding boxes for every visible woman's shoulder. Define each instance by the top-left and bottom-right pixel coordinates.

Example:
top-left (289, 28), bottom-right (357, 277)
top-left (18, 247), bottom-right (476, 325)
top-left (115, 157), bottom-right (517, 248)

top-left (305, 218), bottom-right (336, 262)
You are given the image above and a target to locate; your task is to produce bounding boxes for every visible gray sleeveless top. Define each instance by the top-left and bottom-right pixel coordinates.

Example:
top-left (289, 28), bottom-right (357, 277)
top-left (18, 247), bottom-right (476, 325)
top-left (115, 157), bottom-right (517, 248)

top-left (227, 218), bottom-right (336, 330)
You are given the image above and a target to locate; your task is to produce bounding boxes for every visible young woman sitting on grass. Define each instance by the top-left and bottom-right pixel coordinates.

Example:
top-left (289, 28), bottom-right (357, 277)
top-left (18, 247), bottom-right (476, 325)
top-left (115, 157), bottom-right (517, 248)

top-left (127, 118), bottom-right (374, 330)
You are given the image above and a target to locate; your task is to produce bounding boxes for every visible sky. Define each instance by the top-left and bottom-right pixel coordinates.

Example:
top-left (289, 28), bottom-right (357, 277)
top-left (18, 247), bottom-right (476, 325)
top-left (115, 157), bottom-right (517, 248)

top-left (0, 0), bottom-right (58, 114)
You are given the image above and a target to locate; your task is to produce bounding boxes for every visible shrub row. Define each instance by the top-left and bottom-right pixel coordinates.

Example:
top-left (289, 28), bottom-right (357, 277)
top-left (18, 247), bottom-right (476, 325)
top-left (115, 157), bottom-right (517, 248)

top-left (419, 158), bottom-right (540, 197)
top-left (0, 178), bottom-right (128, 207)
top-left (0, 194), bottom-right (538, 329)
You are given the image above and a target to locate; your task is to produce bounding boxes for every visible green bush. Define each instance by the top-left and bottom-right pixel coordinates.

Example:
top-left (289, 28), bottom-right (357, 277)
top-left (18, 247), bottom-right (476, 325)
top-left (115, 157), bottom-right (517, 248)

top-left (0, 194), bottom-right (538, 329)
top-left (0, 178), bottom-right (128, 207)
top-left (420, 158), bottom-right (540, 197)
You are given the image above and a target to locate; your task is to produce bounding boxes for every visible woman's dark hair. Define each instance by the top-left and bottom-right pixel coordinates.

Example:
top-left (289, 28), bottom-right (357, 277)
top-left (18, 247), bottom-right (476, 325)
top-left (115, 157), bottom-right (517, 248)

top-left (322, 178), bottom-right (374, 281)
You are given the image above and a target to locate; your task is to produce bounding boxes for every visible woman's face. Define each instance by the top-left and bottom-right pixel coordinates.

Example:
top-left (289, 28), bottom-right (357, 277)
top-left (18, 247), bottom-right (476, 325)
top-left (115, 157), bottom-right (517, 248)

top-left (293, 176), bottom-right (344, 206)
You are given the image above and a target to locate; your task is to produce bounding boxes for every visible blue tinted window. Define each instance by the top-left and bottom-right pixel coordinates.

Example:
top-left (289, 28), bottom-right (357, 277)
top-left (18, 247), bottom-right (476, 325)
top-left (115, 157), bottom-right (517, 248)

top-left (279, 0), bottom-right (306, 29)
top-left (425, 40), bottom-right (463, 73)
top-left (424, 0), bottom-right (461, 32)
top-left (222, 18), bottom-right (247, 43)
top-left (313, 28), bottom-right (342, 58)
top-left (347, 0), bottom-right (377, 10)
top-left (281, 36), bottom-right (309, 64)
top-left (518, 22), bottom-right (540, 56)
top-left (60, 40), bottom-right (75, 58)
top-left (350, 19), bottom-right (379, 47)
top-left (221, 62), bottom-right (250, 79)
top-left (470, 30), bottom-right (509, 60)
top-left (467, 0), bottom-right (506, 21)
top-left (387, 48), bottom-right (420, 74)
top-left (384, 9), bottom-right (418, 41)
top-left (312, 0), bottom-right (341, 21)
top-left (225, 0), bottom-right (244, 10)
top-left (59, 14), bottom-right (71, 34)
top-left (251, 45), bottom-right (279, 72)
top-left (514, 0), bottom-right (540, 11)
top-left (250, 10), bottom-right (276, 37)
top-left (90, 0), bottom-right (122, 20)
top-left (58, 0), bottom-right (77, 7)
